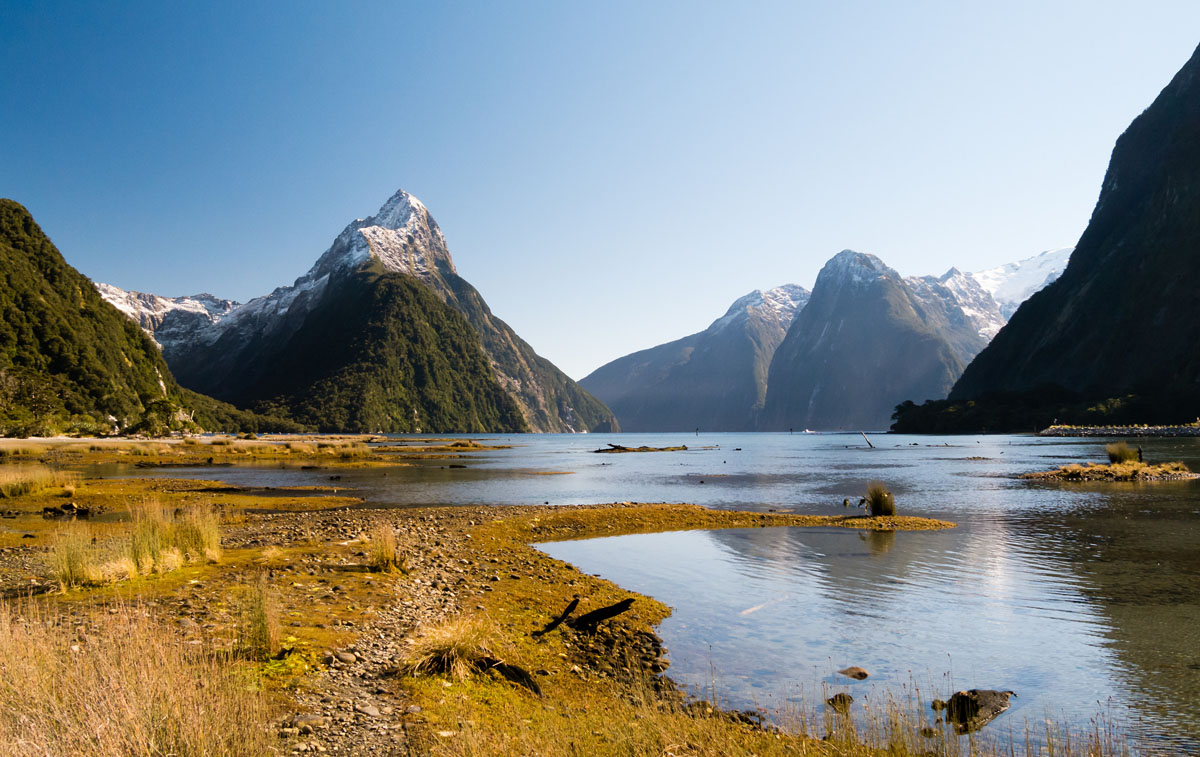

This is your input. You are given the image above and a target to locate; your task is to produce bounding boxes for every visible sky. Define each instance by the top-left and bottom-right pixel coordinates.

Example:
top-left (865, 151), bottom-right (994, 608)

top-left (4, 2), bottom-right (1200, 380)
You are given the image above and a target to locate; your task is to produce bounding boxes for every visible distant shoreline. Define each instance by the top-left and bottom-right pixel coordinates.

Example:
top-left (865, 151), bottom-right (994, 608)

top-left (1039, 424), bottom-right (1200, 437)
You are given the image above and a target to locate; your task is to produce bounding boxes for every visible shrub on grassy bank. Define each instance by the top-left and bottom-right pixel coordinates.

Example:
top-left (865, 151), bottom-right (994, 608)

top-left (865, 481), bottom-right (895, 517)
top-left (0, 602), bottom-right (271, 756)
top-left (1105, 441), bottom-right (1139, 464)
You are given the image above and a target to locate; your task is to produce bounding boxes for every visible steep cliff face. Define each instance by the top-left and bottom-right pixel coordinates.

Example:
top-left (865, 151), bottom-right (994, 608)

top-left (951, 43), bottom-right (1200, 408)
top-left (100, 189), bottom-right (616, 433)
top-left (761, 251), bottom-right (968, 430)
top-left (581, 285), bottom-right (809, 431)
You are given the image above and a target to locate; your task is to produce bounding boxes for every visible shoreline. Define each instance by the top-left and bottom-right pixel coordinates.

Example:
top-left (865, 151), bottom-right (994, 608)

top-left (1040, 424), bottom-right (1200, 437)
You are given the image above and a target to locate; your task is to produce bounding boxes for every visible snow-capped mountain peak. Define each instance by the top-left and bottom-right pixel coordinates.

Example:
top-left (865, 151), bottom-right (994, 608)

top-left (94, 283), bottom-right (240, 351)
top-left (968, 246), bottom-right (1073, 317)
top-left (818, 249), bottom-right (898, 288)
top-left (712, 284), bottom-right (810, 333)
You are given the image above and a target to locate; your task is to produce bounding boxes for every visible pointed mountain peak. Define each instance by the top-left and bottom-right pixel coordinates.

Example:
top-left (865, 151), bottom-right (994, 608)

top-left (817, 249), bottom-right (898, 289)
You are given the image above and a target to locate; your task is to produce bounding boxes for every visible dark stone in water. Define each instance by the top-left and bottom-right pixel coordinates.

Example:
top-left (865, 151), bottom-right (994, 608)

top-left (837, 666), bottom-right (869, 680)
top-left (941, 689), bottom-right (1015, 733)
top-left (826, 692), bottom-right (853, 713)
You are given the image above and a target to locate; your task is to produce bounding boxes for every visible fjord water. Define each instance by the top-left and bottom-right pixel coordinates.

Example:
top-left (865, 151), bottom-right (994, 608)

top-left (110, 432), bottom-right (1200, 749)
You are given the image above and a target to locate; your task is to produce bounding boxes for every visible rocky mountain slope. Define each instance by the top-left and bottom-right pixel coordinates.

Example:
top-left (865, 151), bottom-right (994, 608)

top-left (761, 251), bottom-right (978, 430)
top-left (93, 284), bottom-right (239, 353)
top-left (101, 190), bottom-right (616, 433)
top-left (580, 285), bottom-right (809, 431)
top-left (946, 42), bottom-right (1200, 421)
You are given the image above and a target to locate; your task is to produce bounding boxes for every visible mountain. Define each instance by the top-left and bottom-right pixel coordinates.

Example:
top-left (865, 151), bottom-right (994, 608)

top-left (102, 190), bottom-right (617, 433)
top-left (0, 199), bottom-right (299, 436)
top-left (950, 44), bottom-right (1200, 408)
top-left (896, 43), bottom-right (1200, 431)
top-left (967, 247), bottom-right (1073, 318)
top-left (580, 285), bottom-right (809, 431)
top-left (93, 284), bottom-right (239, 353)
top-left (761, 251), bottom-right (982, 430)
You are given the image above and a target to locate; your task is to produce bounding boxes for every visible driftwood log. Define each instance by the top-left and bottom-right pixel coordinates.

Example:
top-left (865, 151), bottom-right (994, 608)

top-left (532, 597), bottom-right (578, 637)
top-left (567, 598), bottom-right (635, 632)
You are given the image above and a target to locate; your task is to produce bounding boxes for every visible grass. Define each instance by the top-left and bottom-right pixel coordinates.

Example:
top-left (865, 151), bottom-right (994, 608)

top-left (368, 523), bottom-right (405, 572)
top-left (0, 602), bottom-right (271, 756)
top-left (1023, 460), bottom-right (1194, 481)
top-left (403, 615), bottom-right (496, 681)
top-left (865, 481), bottom-right (895, 517)
top-left (0, 465), bottom-right (79, 498)
top-left (237, 572), bottom-right (280, 660)
top-left (1105, 441), bottom-right (1139, 464)
top-left (51, 500), bottom-right (223, 590)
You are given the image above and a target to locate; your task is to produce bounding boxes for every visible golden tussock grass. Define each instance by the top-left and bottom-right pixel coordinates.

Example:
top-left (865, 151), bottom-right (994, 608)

top-left (52, 500), bottom-right (222, 590)
top-left (865, 480), bottom-right (895, 517)
top-left (0, 602), bottom-right (271, 756)
top-left (0, 465), bottom-right (80, 498)
top-left (368, 524), bottom-right (405, 573)
top-left (236, 572), bottom-right (280, 661)
top-left (1105, 441), bottom-right (1139, 464)
top-left (403, 615), bottom-right (496, 681)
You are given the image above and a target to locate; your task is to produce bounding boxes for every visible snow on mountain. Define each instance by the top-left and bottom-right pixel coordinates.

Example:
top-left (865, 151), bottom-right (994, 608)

top-left (968, 247), bottom-right (1073, 317)
top-left (711, 284), bottom-right (810, 333)
top-left (94, 283), bottom-right (240, 352)
top-left (906, 268), bottom-right (1007, 340)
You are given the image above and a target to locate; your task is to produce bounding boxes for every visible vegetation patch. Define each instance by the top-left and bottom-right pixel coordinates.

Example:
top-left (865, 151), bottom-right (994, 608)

top-left (0, 601), bottom-right (272, 756)
top-left (1021, 460), bottom-right (1197, 481)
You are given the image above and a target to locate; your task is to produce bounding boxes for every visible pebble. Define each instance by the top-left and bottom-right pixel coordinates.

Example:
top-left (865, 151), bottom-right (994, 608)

top-left (354, 703), bottom-right (381, 718)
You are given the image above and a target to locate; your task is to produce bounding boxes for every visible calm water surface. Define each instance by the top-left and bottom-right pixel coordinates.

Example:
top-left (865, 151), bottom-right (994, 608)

top-left (93, 432), bottom-right (1200, 750)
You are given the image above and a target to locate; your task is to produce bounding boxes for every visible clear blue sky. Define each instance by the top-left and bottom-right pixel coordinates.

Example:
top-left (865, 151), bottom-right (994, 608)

top-left (4, 1), bottom-right (1199, 379)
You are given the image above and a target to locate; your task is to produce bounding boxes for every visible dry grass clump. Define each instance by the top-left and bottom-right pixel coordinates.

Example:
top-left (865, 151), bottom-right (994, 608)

top-left (865, 481), bottom-right (895, 517)
top-left (0, 465), bottom-right (80, 498)
top-left (236, 572), bottom-right (280, 660)
top-left (285, 441), bottom-right (317, 454)
top-left (173, 505), bottom-right (222, 563)
top-left (0, 602), bottom-right (271, 756)
top-left (369, 524), bottom-right (406, 573)
top-left (51, 501), bottom-right (222, 590)
top-left (404, 616), bottom-right (496, 681)
top-left (209, 437), bottom-right (233, 447)
top-left (1105, 441), bottom-right (1139, 464)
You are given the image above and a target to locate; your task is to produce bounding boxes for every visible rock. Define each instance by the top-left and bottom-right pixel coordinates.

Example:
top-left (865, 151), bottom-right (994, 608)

top-left (335, 651), bottom-right (357, 664)
top-left (943, 689), bottom-right (1015, 733)
top-left (354, 703), bottom-right (381, 718)
top-left (292, 714), bottom-right (326, 728)
top-left (826, 693), bottom-right (853, 713)
top-left (837, 666), bottom-right (869, 680)
top-left (279, 727), bottom-right (300, 738)
top-left (405, 705), bottom-right (422, 714)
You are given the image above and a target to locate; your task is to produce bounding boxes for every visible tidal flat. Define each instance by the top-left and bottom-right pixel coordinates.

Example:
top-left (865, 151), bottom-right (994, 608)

top-left (0, 432), bottom-right (1197, 755)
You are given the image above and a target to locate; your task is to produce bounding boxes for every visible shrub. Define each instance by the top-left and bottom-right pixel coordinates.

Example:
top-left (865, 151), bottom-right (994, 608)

top-left (865, 481), bottom-right (895, 517)
top-left (403, 615), bottom-right (495, 681)
top-left (1105, 441), bottom-right (1139, 464)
